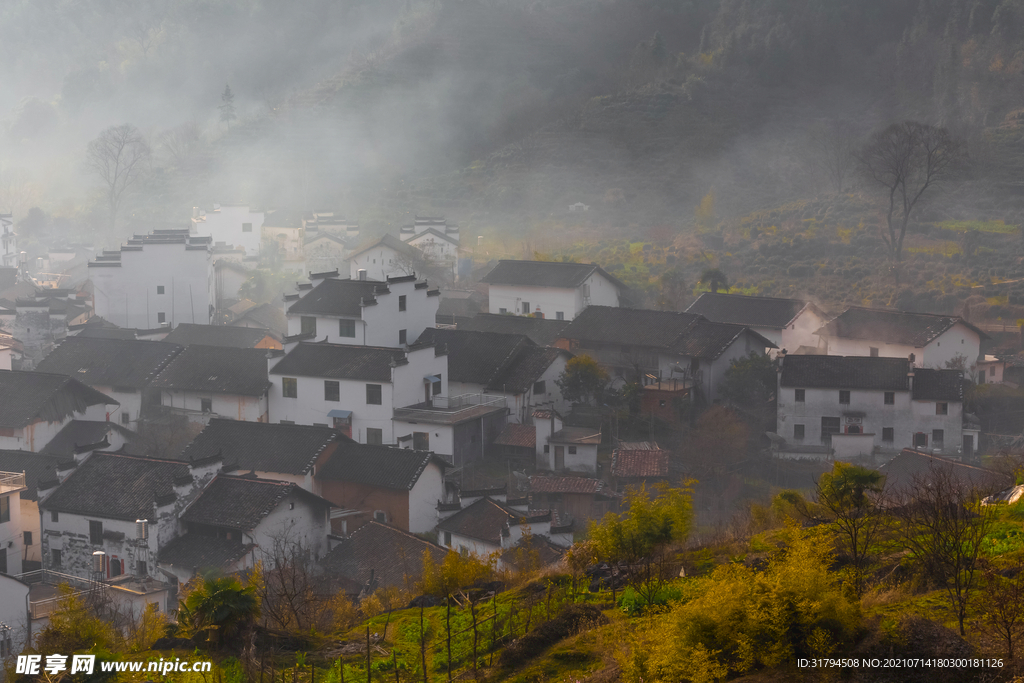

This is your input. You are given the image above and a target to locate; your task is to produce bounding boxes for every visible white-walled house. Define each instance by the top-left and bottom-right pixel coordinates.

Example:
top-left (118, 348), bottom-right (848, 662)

top-left (775, 354), bottom-right (972, 462)
top-left (262, 209), bottom-right (306, 273)
top-left (347, 234), bottom-right (426, 282)
top-left (686, 293), bottom-right (827, 352)
top-left (0, 450), bottom-right (75, 568)
top-left (0, 469), bottom-right (28, 576)
top-left (34, 337), bottom-right (183, 429)
top-left (436, 497), bottom-right (567, 563)
top-left (191, 205), bottom-right (265, 257)
top-left (0, 371), bottom-right (117, 452)
top-left (0, 572), bottom-right (29, 660)
top-left (814, 307), bottom-right (986, 368)
top-left (89, 230), bottom-right (214, 329)
top-left (285, 274), bottom-right (440, 347)
top-left (149, 345), bottom-right (271, 425)
top-left (533, 410), bottom-right (600, 474)
top-left (268, 341), bottom-right (448, 443)
top-left (481, 260), bottom-right (628, 320)
top-left (404, 229), bottom-right (459, 279)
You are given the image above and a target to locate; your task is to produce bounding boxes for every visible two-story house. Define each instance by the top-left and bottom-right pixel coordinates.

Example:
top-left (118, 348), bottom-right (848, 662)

top-left (555, 306), bottom-right (776, 404)
top-left (0, 468), bottom-right (28, 575)
top-left (685, 293), bottom-right (827, 353)
top-left (814, 307), bottom-right (986, 368)
top-left (267, 340), bottom-right (448, 443)
top-left (320, 521), bottom-right (448, 595)
top-left (149, 345), bottom-right (271, 424)
top-left (481, 260), bottom-right (629, 320)
top-left (34, 336), bottom-right (183, 429)
top-left (0, 370), bottom-right (118, 452)
top-left (190, 204), bottom-right (265, 257)
top-left (346, 234), bottom-right (425, 281)
top-left (0, 449), bottom-right (79, 569)
top-left (436, 497), bottom-right (572, 562)
top-left (285, 274), bottom-right (440, 347)
top-left (262, 209), bottom-right (306, 272)
top-left (776, 353), bottom-right (973, 462)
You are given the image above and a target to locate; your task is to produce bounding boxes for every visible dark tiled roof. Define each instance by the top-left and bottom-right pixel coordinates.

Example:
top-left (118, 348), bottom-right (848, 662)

top-left (316, 440), bottom-right (443, 490)
top-left (163, 324), bottom-right (276, 349)
top-left (41, 420), bottom-right (140, 457)
top-left (416, 328), bottom-right (533, 387)
top-left (482, 260), bottom-right (625, 291)
top-left (436, 497), bottom-right (520, 545)
top-left (911, 369), bottom-right (964, 402)
top-left (149, 345), bottom-right (271, 396)
top-left (550, 427), bottom-right (601, 445)
top-left (880, 449), bottom-right (1011, 498)
top-left (560, 306), bottom-right (703, 349)
top-left (35, 337), bottom-right (182, 389)
top-left (529, 476), bottom-right (602, 494)
top-left (178, 419), bottom-right (338, 475)
top-left (611, 449), bottom-right (669, 478)
top-left (816, 307), bottom-right (988, 345)
top-left (269, 342), bottom-right (406, 381)
top-left (158, 534), bottom-right (253, 572)
top-left (347, 233), bottom-right (422, 261)
top-left (286, 278), bottom-right (386, 317)
top-left (321, 521), bottom-right (447, 590)
top-left (685, 293), bottom-right (813, 329)
top-left (75, 326), bottom-right (138, 340)
top-left (0, 371), bottom-right (118, 429)
top-left (493, 424), bottom-right (536, 449)
top-left (673, 320), bottom-right (775, 359)
top-left (499, 535), bottom-right (565, 570)
top-left (490, 347), bottom-right (569, 394)
top-left (780, 355), bottom-right (911, 391)
top-left (437, 298), bottom-right (483, 320)
top-left (0, 449), bottom-right (72, 500)
top-left (457, 314), bottom-right (570, 346)
top-left (42, 453), bottom-right (189, 520)
top-left (181, 476), bottom-right (332, 531)
top-left (232, 303), bottom-right (287, 334)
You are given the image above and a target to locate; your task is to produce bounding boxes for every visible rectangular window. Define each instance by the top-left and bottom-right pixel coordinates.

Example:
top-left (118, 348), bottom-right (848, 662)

top-left (432, 375), bottom-right (442, 396)
top-left (821, 417), bottom-right (841, 444)
top-left (522, 302), bottom-right (530, 315)
top-left (156, 285), bottom-right (165, 295)
top-left (499, 308), bottom-right (507, 314)
top-left (556, 312), bottom-right (564, 320)
top-left (533, 380), bottom-right (546, 395)
top-left (157, 312), bottom-right (166, 324)
top-left (51, 510), bottom-right (58, 523)
top-left (282, 377), bottom-right (298, 398)
top-left (936, 402), bottom-right (948, 415)
top-left (339, 319), bottom-right (356, 338)
top-left (200, 398), bottom-right (212, 413)
top-left (366, 384), bottom-right (382, 405)
top-left (568, 446), bottom-right (577, 454)
top-left (884, 392), bottom-right (895, 405)
top-left (933, 429), bottom-right (944, 447)
top-left (374, 511), bottom-right (387, 523)
top-left (242, 222), bottom-right (252, 233)
top-left (90, 520), bottom-right (103, 545)
top-left (914, 432), bottom-right (928, 448)
top-left (300, 316), bottom-right (317, 335)
top-left (869, 346), bottom-right (879, 357)
top-left (0, 496), bottom-right (8, 523)
top-left (399, 329), bottom-right (407, 345)
top-left (399, 295), bottom-right (407, 312)
top-left (137, 560), bottom-right (147, 576)
top-left (413, 432), bottom-right (429, 450)
top-left (795, 389), bottom-right (805, 402)
top-left (324, 380), bottom-right (340, 402)
top-left (839, 390), bottom-right (850, 405)
top-left (51, 549), bottom-right (61, 569)
top-left (882, 427), bottom-right (894, 442)
top-left (991, 366), bottom-right (996, 377)
top-left (366, 428), bottom-right (383, 446)
top-left (794, 424), bottom-right (805, 440)
top-left (24, 530), bottom-right (32, 546)
top-left (120, 411), bottom-right (130, 425)
top-left (443, 531), bottom-right (452, 546)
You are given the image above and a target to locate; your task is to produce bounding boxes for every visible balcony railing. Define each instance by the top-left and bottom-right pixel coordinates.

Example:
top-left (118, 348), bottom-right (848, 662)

top-left (14, 570), bottom-right (104, 619)
top-left (0, 470), bottom-right (26, 494)
top-left (393, 394), bottom-right (507, 423)
top-left (430, 394), bottom-right (506, 410)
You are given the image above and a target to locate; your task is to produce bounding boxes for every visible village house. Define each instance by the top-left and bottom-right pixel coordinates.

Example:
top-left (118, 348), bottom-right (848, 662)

top-left (0, 468), bottom-right (28, 575)
top-left (261, 209), bottom-right (306, 272)
top-left (456, 313), bottom-right (571, 347)
top-left (285, 274), bottom-right (440, 347)
top-left (89, 230), bottom-right (214, 329)
top-left (0, 571), bottom-right (29, 660)
top-left (149, 345), bottom-right (271, 425)
top-left (190, 205), bottom-right (265, 257)
top-left (0, 213), bottom-right (15, 269)
top-left (436, 289), bottom-right (486, 326)
top-left (347, 234), bottom-right (424, 282)
top-left (176, 419), bottom-right (340, 492)
top-left (610, 444), bottom-right (670, 491)
top-left (268, 340), bottom-right (448, 442)
top-left (39, 420), bottom-right (139, 459)
top-left (436, 497), bottom-right (572, 562)
top-left (399, 217), bottom-right (460, 279)
top-left (0, 291), bottom-right (92, 366)
top-left (304, 231), bottom-right (350, 274)
top-left (814, 306), bottom-right (986, 368)
top-left (533, 409), bottom-right (600, 474)
top-left (0, 450), bottom-right (74, 569)
top-left (315, 440), bottom-right (446, 533)
top-left (34, 336), bottom-right (183, 429)
top-left (320, 521), bottom-right (448, 595)
top-left (163, 323), bottom-right (281, 349)
top-left (229, 302), bottom-right (288, 337)
top-left (481, 260), bottom-right (629, 321)
top-left (880, 448), bottom-right (1012, 504)
top-left (391, 394), bottom-right (508, 468)
top-left (157, 475), bottom-right (333, 584)
top-left (685, 292), bottom-right (827, 352)
top-left (527, 475), bottom-right (617, 524)
top-left (416, 328), bottom-right (572, 422)
top-left (0, 371), bottom-right (118, 452)
top-left (775, 353), bottom-right (975, 462)
top-left (556, 306), bottom-right (776, 404)
top-left (214, 259), bottom-right (255, 306)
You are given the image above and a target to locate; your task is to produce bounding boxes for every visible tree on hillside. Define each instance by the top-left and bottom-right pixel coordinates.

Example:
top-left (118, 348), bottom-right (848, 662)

top-left (219, 84), bottom-right (237, 124)
top-left (721, 351), bottom-right (777, 429)
top-left (657, 266), bottom-right (688, 310)
top-left (86, 123), bottom-right (151, 231)
top-left (684, 405), bottom-right (748, 477)
top-left (699, 268), bottom-right (728, 294)
top-left (178, 573), bottom-right (259, 648)
top-left (815, 462), bottom-right (886, 595)
top-left (978, 551), bottom-right (1024, 661)
top-left (811, 119), bottom-right (858, 194)
top-left (857, 121), bottom-right (968, 264)
top-left (556, 354), bottom-right (610, 406)
top-left (420, 551), bottom-right (491, 682)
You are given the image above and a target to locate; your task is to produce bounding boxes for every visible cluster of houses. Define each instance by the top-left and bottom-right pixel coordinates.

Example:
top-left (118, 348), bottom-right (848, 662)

top-left (0, 202), bottom-right (1005, 657)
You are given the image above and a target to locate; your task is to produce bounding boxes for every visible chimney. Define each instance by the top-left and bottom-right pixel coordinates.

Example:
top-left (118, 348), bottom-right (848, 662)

top-left (192, 207), bottom-right (200, 218)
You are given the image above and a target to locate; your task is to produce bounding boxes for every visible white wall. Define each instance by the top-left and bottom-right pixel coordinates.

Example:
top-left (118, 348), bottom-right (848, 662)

top-left (91, 242), bottom-right (212, 329)
top-left (819, 322), bottom-right (981, 369)
top-left (93, 386), bottom-right (143, 429)
top-left (160, 391), bottom-right (267, 423)
top-left (0, 574), bottom-right (30, 658)
top-left (0, 347), bottom-right (12, 371)
top-left (393, 421), bottom-right (455, 460)
top-left (20, 498), bottom-right (40, 564)
top-left (408, 462), bottom-right (444, 534)
top-left (0, 403), bottom-right (112, 453)
top-left (248, 492), bottom-right (330, 561)
top-left (194, 206), bottom-right (264, 257)
top-left (348, 246), bottom-right (414, 281)
top-left (487, 285), bottom-right (579, 319)
top-left (0, 489), bottom-right (25, 575)
top-left (780, 308), bottom-right (828, 352)
top-left (443, 531), bottom-right (500, 559)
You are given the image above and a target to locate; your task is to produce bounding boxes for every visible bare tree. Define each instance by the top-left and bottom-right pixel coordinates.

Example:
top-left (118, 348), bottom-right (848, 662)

top-left (857, 121), bottom-right (968, 264)
top-left (891, 465), bottom-right (992, 636)
top-left (811, 119), bottom-right (857, 194)
top-left (978, 552), bottom-right (1024, 662)
top-left (86, 124), bottom-right (152, 231)
top-left (160, 121), bottom-right (204, 168)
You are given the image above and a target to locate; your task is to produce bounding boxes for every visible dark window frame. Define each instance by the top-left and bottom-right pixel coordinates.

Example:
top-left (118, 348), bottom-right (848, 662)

top-left (884, 392), bottom-right (895, 405)
top-left (324, 380), bottom-right (340, 402)
top-left (339, 318), bottom-right (356, 338)
top-left (795, 389), bottom-right (805, 402)
top-left (282, 377), bottom-right (298, 398)
top-left (89, 520), bottom-right (103, 545)
top-left (366, 384), bottom-right (382, 405)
